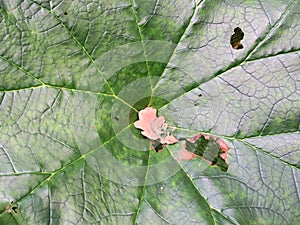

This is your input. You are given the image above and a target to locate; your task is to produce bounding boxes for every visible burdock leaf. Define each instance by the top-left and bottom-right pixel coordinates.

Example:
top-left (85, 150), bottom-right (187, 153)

top-left (0, 0), bottom-right (299, 224)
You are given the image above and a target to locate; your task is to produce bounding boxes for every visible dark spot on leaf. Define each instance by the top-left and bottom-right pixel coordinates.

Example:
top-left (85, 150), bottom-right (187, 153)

top-left (5, 201), bottom-right (18, 214)
top-left (12, 206), bottom-right (18, 213)
top-left (230, 27), bottom-right (244, 50)
top-left (151, 140), bottom-right (165, 152)
top-left (198, 94), bottom-right (202, 97)
top-left (64, 11), bottom-right (68, 15)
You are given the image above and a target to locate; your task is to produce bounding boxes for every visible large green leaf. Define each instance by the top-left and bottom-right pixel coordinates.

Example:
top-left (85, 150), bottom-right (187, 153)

top-left (0, 0), bottom-right (299, 224)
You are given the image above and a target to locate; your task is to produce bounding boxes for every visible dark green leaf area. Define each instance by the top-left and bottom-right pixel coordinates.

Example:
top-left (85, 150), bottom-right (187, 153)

top-left (185, 136), bottom-right (228, 172)
top-left (130, 96), bottom-right (168, 122)
top-left (96, 94), bottom-right (168, 145)
top-left (107, 62), bottom-right (166, 95)
top-left (103, 136), bottom-right (149, 167)
top-left (152, 140), bottom-right (165, 152)
top-left (95, 96), bottom-right (115, 143)
top-left (136, 0), bottom-right (195, 43)
top-left (0, 213), bottom-right (18, 225)
top-left (260, 113), bottom-right (300, 136)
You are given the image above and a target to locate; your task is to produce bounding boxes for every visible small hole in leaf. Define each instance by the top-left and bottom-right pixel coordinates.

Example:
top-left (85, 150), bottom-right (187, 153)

top-left (63, 11), bottom-right (68, 15)
top-left (5, 201), bottom-right (18, 214)
top-left (152, 140), bottom-right (165, 152)
top-left (12, 206), bottom-right (18, 213)
top-left (230, 27), bottom-right (244, 50)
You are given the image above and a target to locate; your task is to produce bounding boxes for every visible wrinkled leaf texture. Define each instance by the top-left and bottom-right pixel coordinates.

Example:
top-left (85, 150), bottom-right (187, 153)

top-left (0, 0), bottom-right (299, 224)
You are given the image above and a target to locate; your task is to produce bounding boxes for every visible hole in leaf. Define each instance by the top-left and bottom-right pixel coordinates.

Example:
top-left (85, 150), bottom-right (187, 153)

top-left (5, 201), bottom-right (18, 214)
top-left (230, 27), bottom-right (244, 50)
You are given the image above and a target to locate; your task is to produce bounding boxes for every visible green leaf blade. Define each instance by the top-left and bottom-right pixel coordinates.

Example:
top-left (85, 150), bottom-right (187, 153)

top-left (0, 0), bottom-right (299, 224)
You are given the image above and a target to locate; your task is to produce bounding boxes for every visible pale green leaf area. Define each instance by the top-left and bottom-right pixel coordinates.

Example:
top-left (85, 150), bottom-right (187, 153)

top-left (0, 0), bottom-right (299, 224)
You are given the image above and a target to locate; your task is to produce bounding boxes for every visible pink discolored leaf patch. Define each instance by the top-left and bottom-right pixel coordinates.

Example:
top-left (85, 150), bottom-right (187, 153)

top-left (134, 107), bottom-right (162, 140)
top-left (134, 107), bottom-right (178, 145)
top-left (178, 148), bottom-right (199, 160)
top-left (216, 138), bottom-right (229, 160)
top-left (134, 108), bottom-right (230, 171)
top-left (160, 135), bottom-right (179, 145)
top-left (178, 133), bottom-right (230, 171)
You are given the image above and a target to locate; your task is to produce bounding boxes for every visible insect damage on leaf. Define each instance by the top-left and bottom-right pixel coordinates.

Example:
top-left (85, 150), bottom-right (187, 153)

top-left (179, 134), bottom-right (229, 172)
top-left (5, 201), bottom-right (18, 214)
top-left (230, 27), bottom-right (244, 50)
top-left (134, 107), bottom-right (178, 151)
top-left (134, 107), bottom-right (230, 171)
top-left (152, 139), bottom-right (165, 152)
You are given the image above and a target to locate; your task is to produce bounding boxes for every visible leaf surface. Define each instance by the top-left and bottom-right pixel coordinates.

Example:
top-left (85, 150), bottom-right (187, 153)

top-left (0, 0), bottom-right (299, 224)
